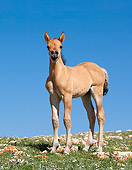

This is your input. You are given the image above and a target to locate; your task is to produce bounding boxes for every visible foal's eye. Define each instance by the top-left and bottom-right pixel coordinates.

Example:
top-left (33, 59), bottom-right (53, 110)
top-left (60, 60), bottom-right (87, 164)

top-left (60, 46), bottom-right (63, 49)
top-left (47, 46), bottom-right (50, 50)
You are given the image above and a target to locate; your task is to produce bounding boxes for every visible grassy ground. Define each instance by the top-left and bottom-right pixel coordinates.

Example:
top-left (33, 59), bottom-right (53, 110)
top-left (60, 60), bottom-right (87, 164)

top-left (0, 130), bottom-right (132, 170)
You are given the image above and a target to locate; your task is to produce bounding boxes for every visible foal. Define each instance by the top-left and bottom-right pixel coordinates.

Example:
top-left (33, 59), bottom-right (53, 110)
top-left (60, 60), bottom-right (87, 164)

top-left (44, 32), bottom-right (108, 154)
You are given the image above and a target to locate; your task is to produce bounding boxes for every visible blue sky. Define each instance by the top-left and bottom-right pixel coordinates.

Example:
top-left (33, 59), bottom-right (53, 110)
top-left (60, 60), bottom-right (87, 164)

top-left (0, 0), bottom-right (132, 137)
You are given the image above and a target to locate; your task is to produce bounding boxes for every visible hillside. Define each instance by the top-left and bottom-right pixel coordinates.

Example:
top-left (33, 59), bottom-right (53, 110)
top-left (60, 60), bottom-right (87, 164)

top-left (0, 130), bottom-right (132, 170)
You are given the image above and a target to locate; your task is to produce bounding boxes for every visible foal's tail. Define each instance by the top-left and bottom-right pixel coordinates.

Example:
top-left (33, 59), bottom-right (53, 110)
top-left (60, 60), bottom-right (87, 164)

top-left (102, 68), bottom-right (109, 96)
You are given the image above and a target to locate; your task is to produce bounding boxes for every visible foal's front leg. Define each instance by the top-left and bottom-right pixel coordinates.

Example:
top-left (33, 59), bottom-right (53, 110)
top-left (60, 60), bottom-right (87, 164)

top-left (50, 93), bottom-right (60, 153)
top-left (45, 76), bottom-right (53, 95)
top-left (63, 94), bottom-right (72, 154)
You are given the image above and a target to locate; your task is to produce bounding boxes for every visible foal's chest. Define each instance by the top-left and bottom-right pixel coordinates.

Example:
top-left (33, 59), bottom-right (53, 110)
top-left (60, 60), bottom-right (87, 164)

top-left (53, 77), bottom-right (72, 101)
top-left (55, 86), bottom-right (64, 101)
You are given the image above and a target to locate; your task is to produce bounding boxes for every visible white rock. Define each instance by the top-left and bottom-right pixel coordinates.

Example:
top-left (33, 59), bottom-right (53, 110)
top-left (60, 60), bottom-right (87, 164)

top-left (84, 137), bottom-right (88, 141)
top-left (116, 130), bottom-right (122, 133)
top-left (126, 129), bottom-right (132, 132)
top-left (128, 135), bottom-right (132, 138)
top-left (41, 150), bottom-right (48, 154)
top-left (106, 136), bottom-right (123, 140)
top-left (0, 144), bottom-right (7, 146)
top-left (9, 141), bottom-right (17, 144)
top-left (70, 145), bottom-right (78, 152)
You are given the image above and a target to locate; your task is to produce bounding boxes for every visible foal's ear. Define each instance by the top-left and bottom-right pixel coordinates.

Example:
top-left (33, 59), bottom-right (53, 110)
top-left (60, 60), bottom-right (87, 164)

top-left (44, 32), bottom-right (51, 43)
top-left (58, 32), bottom-right (65, 43)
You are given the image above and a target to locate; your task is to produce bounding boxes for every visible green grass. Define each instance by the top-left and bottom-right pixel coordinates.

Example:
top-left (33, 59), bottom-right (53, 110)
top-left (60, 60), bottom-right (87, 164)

top-left (0, 131), bottom-right (132, 170)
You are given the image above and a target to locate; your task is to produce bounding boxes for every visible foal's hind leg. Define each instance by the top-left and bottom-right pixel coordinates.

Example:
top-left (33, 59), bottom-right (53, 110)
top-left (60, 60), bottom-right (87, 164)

top-left (50, 92), bottom-right (61, 153)
top-left (81, 92), bottom-right (96, 152)
top-left (91, 86), bottom-right (105, 152)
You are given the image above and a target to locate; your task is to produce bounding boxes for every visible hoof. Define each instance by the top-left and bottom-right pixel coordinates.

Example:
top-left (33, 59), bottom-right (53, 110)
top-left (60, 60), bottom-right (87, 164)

top-left (82, 147), bottom-right (88, 152)
top-left (50, 147), bottom-right (56, 153)
top-left (50, 143), bottom-right (59, 153)
top-left (97, 147), bottom-right (102, 152)
top-left (50, 150), bottom-right (56, 153)
top-left (82, 145), bottom-right (90, 152)
top-left (64, 148), bottom-right (70, 155)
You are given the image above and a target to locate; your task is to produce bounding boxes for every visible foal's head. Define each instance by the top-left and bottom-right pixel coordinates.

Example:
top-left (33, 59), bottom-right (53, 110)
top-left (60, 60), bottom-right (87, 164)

top-left (44, 32), bottom-right (65, 63)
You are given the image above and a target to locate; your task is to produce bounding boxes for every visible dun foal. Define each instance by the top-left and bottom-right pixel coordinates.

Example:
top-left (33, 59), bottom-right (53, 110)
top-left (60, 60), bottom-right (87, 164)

top-left (44, 32), bottom-right (108, 154)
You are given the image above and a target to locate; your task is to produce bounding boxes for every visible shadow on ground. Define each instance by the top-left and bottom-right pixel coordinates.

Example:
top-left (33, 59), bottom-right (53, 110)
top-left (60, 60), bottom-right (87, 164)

top-left (24, 143), bottom-right (52, 152)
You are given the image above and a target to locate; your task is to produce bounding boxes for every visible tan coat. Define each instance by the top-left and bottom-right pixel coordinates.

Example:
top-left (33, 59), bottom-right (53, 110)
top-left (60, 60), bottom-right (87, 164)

top-left (44, 32), bottom-right (108, 154)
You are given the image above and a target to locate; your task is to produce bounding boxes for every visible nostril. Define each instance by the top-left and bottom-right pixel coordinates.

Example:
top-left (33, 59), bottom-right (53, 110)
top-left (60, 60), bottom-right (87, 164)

top-left (55, 51), bottom-right (58, 55)
top-left (51, 51), bottom-right (54, 55)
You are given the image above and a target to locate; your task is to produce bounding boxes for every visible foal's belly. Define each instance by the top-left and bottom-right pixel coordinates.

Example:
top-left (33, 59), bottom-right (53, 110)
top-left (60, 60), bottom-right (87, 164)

top-left (71, 69), bottom-right (92, 98)
top-left (72, 89), bottom-right (88, 98)
top-left (72, 83), bottom-right (91, 98)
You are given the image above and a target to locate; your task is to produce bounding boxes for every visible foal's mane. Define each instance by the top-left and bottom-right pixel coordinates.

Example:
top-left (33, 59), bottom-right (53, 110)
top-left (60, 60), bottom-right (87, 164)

top-left (61, 53), bottom-right (66, 65)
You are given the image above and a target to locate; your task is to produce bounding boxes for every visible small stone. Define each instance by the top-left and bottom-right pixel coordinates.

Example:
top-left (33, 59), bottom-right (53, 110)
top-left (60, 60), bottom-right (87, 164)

top-left (106, 136), bottom-right (123, 140)
top-left (116, 130), bottom-right (122, 133)
top-left (70, 145), bottom-right (78, 152)
top-left (126, 129), bottom-right (132, 132)
top-left (9, 141), bottom-right (17, 144)
top-left (41, 150), bottom-right (48, 154)
top-left (0, 144), bottom-right (7, 146)
top-left (128, 135), bottom-right (132, 138)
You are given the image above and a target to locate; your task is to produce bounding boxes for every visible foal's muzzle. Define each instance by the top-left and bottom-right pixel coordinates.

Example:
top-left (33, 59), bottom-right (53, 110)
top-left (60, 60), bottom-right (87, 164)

top-left (50, 50), bottom-right (59, 62)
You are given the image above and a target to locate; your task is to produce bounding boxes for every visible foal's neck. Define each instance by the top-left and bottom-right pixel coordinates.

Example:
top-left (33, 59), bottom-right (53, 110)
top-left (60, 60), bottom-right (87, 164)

top-left (49, 54), bottom-right (66, 77)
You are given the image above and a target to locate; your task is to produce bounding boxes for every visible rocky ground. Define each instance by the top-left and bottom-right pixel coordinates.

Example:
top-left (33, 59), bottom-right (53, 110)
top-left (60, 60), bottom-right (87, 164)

top-left (0, 130), bottom-right (132, 169)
